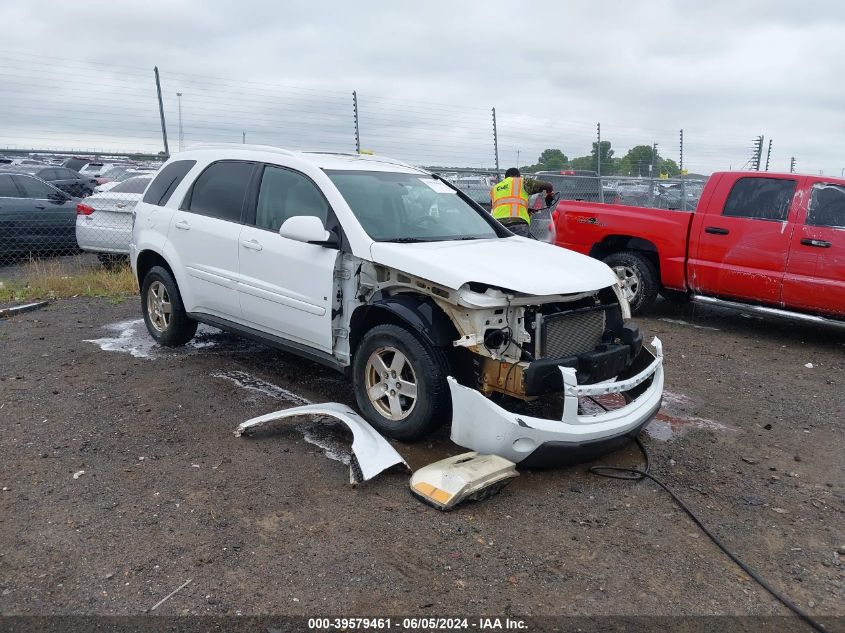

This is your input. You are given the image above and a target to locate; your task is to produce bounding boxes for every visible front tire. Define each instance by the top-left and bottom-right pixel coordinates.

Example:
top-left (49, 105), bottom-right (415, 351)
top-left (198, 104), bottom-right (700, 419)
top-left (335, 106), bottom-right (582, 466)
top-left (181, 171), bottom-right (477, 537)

top-left (352, 324), bottom-right (451, 441)
top-left (603, 251), bottom-right (659, 314)
top-left (141, 265), bottom-right (197, 346)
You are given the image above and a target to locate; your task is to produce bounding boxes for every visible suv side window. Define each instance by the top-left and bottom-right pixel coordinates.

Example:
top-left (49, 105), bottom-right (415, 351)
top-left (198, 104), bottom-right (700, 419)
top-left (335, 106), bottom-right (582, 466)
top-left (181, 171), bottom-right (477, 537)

top-left (185, 161), bottom-right (254, 222)
top-left (253, 165), bottom-right (329, 232)
top-left (0, 174), bottom-right (22, 198)
top-left (12, 175), bottom-right (56, 199)
top-left (143, 160), bottom-right (196, 206)
top-left (723, 177), bottom-right (795, 221)
top-left (807, 184), bottom-right (845, 229)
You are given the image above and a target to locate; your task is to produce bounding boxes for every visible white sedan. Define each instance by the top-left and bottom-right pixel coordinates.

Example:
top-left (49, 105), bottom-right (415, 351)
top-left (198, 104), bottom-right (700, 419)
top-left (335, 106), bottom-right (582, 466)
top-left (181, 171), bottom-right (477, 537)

top-left (76, 175), bottom-right (152, 263)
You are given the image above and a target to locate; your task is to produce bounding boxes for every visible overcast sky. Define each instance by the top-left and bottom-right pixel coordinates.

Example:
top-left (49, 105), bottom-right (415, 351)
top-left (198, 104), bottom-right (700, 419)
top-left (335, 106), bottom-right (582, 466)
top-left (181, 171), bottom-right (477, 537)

top-left (2, 0), bottom-right (844, 175)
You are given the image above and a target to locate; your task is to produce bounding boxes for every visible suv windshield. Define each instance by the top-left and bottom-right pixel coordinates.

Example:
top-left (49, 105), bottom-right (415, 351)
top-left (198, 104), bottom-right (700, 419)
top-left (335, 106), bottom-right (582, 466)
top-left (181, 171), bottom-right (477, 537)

top-left (326, 170), bottom-right (499, 242)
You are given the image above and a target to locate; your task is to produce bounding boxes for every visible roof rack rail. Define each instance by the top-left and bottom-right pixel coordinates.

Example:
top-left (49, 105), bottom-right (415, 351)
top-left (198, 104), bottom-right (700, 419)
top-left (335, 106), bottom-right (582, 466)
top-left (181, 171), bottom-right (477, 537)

top-left (303, 151), bottom-right (417, 170)
top-left (182, 143), bottom-right (296, 156)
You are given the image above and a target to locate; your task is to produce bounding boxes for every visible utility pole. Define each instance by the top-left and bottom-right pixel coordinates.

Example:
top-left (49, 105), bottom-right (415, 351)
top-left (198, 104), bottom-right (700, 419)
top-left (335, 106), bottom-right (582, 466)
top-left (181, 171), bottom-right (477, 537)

top-left (352, 91), bottom-right (361, 154)
top-left (789, 157), bottom-right (796, 173)
top-left (154, 66), bottom-right (169, 157)
top-left (765, 139), bottom-right (772, 171)
top-left (492, 107), bottom-right (500, 177)
top-left (516, 149), bottom-right (520, 166)
top-left (242, 131), bottom-right (246, 144)
top-left (650, 143), bottom-right (658, 177)
top-left (176, 92), bottom-right (184, 152)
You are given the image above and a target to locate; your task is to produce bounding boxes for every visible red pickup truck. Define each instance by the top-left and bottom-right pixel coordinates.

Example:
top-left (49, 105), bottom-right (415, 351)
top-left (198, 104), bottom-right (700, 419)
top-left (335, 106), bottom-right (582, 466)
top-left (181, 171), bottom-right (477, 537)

top-left (550, 171), bottom-right (845, 321)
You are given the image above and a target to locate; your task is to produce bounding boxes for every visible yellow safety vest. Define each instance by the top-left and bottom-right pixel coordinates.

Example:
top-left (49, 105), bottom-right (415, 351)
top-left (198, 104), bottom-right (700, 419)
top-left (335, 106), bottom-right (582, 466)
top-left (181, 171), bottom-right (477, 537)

top-left (491, 177), bottom-right (530, 224)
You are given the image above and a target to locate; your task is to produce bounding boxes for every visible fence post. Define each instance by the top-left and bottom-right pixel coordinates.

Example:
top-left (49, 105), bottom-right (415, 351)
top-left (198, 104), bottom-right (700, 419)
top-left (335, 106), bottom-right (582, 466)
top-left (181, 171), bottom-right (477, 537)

top-left (352, 91), bottom-right (361, 154)
top-left (765, 139), bottom-right (772, 171)
top-left (597, 122), bottom-right (604, 203)
top-left (679, 129), bottom-right (686, 211)
top-left (492, 107), bottom-right (500, 177)
top-left (154, 66), bottom-right (169, 157)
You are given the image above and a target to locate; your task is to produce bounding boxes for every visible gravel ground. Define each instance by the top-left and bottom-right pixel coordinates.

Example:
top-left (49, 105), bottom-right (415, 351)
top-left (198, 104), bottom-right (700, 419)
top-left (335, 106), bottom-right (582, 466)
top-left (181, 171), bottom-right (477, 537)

top-left (0, 296), bottom-right (843, 625)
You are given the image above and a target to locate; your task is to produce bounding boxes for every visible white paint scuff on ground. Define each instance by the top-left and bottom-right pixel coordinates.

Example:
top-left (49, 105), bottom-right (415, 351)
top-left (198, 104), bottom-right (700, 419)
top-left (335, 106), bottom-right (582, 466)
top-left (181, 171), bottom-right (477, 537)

top-left (85, 319), bottom-right (224, 359)
top-left (212, 370), bottom-right (352, 465)
top-left (658, 318), bottom-right (720, 332)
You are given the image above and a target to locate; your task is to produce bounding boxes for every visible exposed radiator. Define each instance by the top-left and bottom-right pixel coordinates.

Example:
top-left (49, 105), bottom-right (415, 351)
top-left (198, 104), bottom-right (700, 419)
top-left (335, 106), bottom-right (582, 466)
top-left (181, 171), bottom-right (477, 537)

top-left (537, 309), bottom-right (606, 359)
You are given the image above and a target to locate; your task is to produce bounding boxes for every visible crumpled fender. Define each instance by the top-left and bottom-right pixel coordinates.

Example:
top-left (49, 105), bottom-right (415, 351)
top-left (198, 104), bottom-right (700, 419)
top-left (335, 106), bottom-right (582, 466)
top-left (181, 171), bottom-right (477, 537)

top-left (234, 403), bottom-right (409, 484)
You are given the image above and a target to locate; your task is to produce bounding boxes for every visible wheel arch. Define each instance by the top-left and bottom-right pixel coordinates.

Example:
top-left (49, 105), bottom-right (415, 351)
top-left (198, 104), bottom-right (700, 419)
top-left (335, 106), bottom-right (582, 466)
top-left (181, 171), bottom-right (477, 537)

top-left (589, 235), bottom-right (661, 279)
top-left (349, 292), bottom-right (458, 358)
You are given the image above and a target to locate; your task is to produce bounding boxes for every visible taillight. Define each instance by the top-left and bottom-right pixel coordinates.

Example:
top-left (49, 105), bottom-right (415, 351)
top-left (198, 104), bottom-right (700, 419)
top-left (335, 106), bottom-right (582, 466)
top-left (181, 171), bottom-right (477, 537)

top-left (76, 203), bottom-right (94, 215)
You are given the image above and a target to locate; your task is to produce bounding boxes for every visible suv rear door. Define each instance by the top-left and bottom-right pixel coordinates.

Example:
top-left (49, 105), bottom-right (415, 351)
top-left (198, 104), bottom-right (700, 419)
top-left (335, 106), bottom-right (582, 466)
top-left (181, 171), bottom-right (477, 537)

top-left (168, 160), bottom-right (255, 320)
top-left (237, 163), bottom-right (338, 352)
top-left (687, 174), bottom-right (798, 305)
top-left (782, 181), bottom-right (845, 317)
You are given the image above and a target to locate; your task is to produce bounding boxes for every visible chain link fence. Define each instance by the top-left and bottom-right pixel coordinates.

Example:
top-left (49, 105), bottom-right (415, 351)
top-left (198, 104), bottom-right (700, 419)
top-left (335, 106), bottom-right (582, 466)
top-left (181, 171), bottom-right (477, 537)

top-left (0, 161), bottom-right (159, 267)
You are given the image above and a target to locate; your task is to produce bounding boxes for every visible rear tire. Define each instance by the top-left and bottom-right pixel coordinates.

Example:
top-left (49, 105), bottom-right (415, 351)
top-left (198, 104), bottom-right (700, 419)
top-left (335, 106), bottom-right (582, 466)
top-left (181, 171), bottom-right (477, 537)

top-left (603, 251), bottom-right (659, 314)
top-left (352, 324), bottom-right (451, 441)
top-left (141, 265), bottom-right (197, 346)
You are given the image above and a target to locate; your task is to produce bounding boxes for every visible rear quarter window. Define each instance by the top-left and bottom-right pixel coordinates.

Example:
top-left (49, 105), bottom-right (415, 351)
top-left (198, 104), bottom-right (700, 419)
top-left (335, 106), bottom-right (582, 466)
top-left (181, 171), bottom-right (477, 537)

top-left (142, 160), bottom-right (197, 206)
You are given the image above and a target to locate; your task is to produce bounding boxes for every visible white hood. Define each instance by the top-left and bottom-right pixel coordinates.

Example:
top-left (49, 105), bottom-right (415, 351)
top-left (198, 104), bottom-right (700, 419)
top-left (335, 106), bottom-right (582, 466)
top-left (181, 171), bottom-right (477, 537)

top-left (369, 237), bottom-right (617, 296)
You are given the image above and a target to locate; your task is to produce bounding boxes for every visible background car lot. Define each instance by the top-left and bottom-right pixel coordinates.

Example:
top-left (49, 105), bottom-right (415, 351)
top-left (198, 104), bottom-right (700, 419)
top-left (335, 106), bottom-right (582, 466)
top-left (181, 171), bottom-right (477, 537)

top-left (0, 295), bottom-right (842, 618)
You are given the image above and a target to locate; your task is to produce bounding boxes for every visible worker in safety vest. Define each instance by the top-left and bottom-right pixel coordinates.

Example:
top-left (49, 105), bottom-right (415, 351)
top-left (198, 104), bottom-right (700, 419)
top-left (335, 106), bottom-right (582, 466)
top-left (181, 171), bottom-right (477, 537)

top-left (490, 168), bottom-right (531, 236)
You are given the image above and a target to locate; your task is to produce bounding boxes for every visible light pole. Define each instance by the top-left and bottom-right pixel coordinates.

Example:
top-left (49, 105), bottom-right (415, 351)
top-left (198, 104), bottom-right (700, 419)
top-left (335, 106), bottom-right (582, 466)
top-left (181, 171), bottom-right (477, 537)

top-left (176, 92), bottom-right (184, 152)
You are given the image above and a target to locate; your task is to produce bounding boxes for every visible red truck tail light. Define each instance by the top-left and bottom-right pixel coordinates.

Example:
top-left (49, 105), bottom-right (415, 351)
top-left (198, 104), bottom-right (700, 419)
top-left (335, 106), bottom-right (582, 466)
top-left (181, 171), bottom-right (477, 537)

top-left (76, 203), bottom-right (94, 215)
top-left (552, 209), bottom-right (560, 222)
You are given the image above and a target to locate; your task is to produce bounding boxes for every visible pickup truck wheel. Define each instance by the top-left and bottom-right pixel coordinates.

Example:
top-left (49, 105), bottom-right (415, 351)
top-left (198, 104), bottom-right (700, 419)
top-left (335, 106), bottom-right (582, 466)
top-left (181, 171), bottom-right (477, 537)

top-left (353, 324), bottom-right (450, 441)
top-left (603, 251), bottom-right (659, 314)
top-left (141, 266), bottom-right (197, 346)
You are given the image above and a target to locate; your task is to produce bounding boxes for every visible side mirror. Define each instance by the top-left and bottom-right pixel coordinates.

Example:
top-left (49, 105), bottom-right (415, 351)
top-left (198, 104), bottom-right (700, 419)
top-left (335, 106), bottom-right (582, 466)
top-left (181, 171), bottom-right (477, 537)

top-left (279, 215), bottom-right (332, 245)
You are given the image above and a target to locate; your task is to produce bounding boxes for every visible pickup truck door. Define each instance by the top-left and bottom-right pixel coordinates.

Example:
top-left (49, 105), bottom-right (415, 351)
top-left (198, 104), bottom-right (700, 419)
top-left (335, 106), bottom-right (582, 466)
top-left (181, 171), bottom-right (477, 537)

top-left (687, 175), bottom-right (799, 305)
top-left (782, 181), bottom-right (845, 318)
top-left (237, 164), bottom-right (338, 353)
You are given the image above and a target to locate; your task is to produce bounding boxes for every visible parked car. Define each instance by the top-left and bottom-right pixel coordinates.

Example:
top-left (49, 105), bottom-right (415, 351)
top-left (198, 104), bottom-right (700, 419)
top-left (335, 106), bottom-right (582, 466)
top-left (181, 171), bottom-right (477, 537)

top-left (535, 172), bottom-right (606, 203)
top-left (131, 146), bottom-right (665, 466)
top-left (94, 168), bottom-right (156, 193)
top-left (77, 175), bottom-right (152, 262)
top-left (62, 157), bottom-right (93, 171)
top-left (30, 166), bottom-right (97, 197)
top-left (0, 172), bottom-right (79, 258)
top-left (549, 171), bottom-right (845, 321)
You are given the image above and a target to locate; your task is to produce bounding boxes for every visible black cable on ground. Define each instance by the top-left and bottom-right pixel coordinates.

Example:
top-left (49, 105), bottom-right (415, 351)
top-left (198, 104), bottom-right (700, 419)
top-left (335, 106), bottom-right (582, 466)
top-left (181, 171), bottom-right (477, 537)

top-left (589, 437), bottom-right (827, 633)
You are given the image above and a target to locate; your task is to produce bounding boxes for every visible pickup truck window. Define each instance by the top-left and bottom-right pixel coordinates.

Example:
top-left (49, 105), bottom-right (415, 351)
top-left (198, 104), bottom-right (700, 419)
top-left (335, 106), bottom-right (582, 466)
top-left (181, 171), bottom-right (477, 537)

top-left (722, 177), bottom-right (795, 221)
top-left (808, 184), bottom-right (845, 229)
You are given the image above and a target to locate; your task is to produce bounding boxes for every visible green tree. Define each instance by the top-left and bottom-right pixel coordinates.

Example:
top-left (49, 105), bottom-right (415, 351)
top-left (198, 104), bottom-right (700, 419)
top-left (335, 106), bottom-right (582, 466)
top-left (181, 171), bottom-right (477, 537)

top-left (533, 148), bottom-right (569, 171)
top-left (620, 145), bottom-right (658, 177)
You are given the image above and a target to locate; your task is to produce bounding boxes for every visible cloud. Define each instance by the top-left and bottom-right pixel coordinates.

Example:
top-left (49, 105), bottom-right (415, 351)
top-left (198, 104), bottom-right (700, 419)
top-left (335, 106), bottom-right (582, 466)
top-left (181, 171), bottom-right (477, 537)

top-left (2, 0), bottom-right (843, 174)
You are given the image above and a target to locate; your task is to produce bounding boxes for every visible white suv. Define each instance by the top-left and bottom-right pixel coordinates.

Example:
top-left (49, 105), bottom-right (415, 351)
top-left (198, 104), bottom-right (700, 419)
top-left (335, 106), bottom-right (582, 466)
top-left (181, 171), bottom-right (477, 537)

top-left (130, 145), bottom-right (664, 467)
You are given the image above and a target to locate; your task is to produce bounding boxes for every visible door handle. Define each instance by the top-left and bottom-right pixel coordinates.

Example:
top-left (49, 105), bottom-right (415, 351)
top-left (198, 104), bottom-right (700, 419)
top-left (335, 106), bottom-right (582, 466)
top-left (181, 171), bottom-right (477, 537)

top-left (240, 239), bottom-right (263, 251)
top-left (174, 220), bottom-right (190, 230)
top-left (34, 205), bottom-right (46, 210)
top-left (705, 226), bottom-right (729, 235)
top-left (800, 238), bottom-right (831, 248)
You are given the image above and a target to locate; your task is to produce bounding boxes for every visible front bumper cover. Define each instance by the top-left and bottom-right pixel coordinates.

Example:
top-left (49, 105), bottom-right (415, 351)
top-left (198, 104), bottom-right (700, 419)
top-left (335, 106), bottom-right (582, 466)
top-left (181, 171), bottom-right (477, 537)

top-left (449, 337), bottom-right (664, 468)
